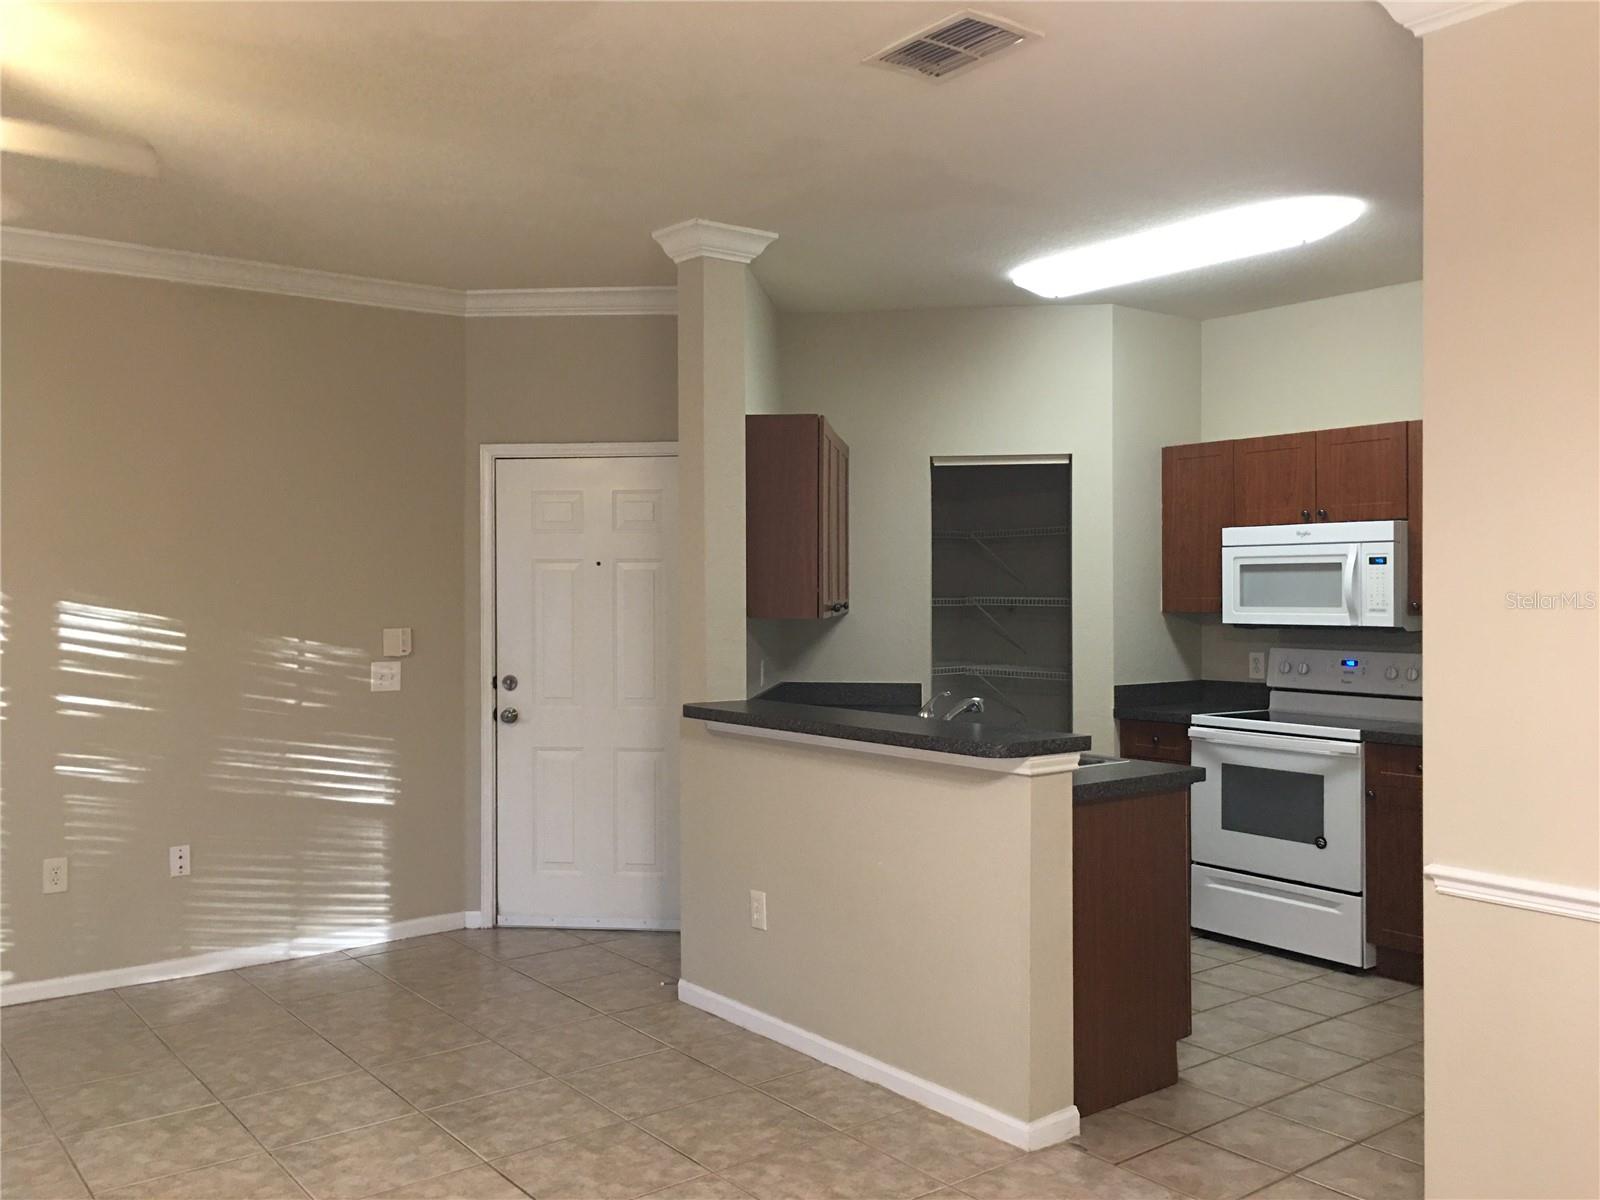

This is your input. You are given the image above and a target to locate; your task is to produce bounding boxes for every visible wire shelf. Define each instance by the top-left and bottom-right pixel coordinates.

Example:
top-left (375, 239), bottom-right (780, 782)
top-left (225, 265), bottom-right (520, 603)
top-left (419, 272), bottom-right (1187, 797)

top-left (932, 525), bottom-right (1071, 541)
top-left (931, 663), bottom-right (1072, 682)
top-left (932, 596), bottom-right (1070, 609)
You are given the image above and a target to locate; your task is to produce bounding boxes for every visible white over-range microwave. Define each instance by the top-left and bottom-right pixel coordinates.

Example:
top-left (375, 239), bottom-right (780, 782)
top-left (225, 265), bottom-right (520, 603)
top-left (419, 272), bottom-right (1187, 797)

top-left (1222, 520), bottom-right (1411, 627)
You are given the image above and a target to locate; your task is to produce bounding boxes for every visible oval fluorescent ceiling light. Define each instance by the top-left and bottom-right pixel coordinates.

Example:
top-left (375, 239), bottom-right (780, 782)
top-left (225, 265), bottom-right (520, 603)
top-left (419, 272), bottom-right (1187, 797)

top-left (1009, 195), bottom-right (1367, 299)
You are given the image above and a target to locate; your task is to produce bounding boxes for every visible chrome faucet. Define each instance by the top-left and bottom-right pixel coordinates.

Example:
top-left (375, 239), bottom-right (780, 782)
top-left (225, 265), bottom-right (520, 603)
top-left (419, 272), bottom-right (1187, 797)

top-left (918, 690), bottom-right (952, 718)
top-left (943, 696), bottom-right (985, 720)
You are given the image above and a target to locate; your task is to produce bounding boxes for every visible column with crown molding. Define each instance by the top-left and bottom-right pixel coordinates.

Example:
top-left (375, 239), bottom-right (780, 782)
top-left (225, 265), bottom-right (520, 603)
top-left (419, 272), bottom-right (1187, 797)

top-left (652, 219), bottom-right (778, 703)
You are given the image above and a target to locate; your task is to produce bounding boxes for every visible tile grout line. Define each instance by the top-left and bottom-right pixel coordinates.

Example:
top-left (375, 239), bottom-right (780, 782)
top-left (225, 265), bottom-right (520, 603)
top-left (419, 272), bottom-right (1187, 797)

top-left (56, 974), bottom-right (293, 1196)
top-left (1, 1038), bottom-right (100, 1199)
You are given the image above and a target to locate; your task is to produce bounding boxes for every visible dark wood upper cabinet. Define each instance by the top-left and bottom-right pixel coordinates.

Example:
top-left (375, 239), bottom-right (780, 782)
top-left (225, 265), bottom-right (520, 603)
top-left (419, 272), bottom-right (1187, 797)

top-left (1161, 441), bottom-right (1234, 613)
top-left (1406, 420), bottom-right (1422, 613)
top-left (1365, 743), bottom-right (1424, 971)
top-left (1314, 422), bottom-right (1410, 522)
top-left (747, 414), bottom-right (850, 620)
top-left (1233, 433), bottom-right (1318, 526)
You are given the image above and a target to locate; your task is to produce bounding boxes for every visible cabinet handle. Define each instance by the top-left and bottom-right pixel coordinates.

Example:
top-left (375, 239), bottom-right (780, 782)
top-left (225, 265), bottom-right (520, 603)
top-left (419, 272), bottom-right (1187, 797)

top-left (1301, 509), bottom-right (1311, 522)
top-left (1366, 788), bottom-right (1376, 800)
top-left (1152, 734), bottom-right (1161, 745)
top-left (1317, 508), bottom-right (1329, 520)
top-left (1409, 600), bottom-right (1421, 613)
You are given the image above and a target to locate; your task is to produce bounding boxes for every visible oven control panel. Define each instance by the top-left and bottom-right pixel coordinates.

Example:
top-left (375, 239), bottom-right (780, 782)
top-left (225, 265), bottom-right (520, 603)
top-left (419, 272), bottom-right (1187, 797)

top-left (1268, 648), bottom-right (1422, 697)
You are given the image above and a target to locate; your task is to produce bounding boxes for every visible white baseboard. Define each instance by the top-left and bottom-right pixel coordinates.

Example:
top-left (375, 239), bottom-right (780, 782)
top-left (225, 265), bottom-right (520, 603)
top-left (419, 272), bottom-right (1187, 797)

top-left (497, 913), bottom-right (682, 931)
top-left (677, 980), bottom-right (1079, 1151)
top-left (463, 910), bottom-right (489, 929)
top-left (0, 912), bottom-right (468, 1007)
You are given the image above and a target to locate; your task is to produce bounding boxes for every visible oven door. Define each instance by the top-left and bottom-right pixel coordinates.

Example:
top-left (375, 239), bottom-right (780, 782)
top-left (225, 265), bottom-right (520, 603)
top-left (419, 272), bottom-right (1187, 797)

top-left (1222, 542), bottom-right (1360, 626)
top-left (1189, 726), bottom-right (1364, 893)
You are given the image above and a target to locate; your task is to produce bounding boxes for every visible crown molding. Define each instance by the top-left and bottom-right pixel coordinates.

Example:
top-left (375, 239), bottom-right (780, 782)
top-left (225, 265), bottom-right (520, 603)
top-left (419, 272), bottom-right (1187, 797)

top-left (0, 226), bottom-right (677, 317)
top-left (1379, 1), bottom-right (1513, 36)
top-left (0, 226), bottom-right (465, 315)
top-left (465, 285), bottom-right (676, 317)
top-left (651, 218), bottom-right (779, 265)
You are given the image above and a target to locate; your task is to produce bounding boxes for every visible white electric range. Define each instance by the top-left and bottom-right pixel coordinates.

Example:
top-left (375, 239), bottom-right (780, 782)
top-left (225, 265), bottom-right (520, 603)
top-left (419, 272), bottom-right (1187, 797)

top-left (1187, 647), bottom-right (1421, 967)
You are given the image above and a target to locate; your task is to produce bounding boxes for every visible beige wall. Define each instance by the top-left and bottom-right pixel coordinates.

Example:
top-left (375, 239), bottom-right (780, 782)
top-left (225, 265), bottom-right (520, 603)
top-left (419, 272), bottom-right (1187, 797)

top-left (1197, 282), bottom-right (1425, 680)
top-left (679, 723), bottom-right (1073, 1122)
top-left (461, 315), bottom-right (677, 910)
top-left (1422, 5), bottom-right (1600, 1197)
top-left (1, 264), bottom-right (467, 984)
top-left (765, 305), bottom-right (1121, 749)
top-left (1111, 307), bottom-right (1203, 684)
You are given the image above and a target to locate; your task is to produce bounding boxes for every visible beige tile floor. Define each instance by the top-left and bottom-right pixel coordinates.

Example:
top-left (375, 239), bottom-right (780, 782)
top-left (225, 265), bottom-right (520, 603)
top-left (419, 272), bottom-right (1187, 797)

top-left (0, 928), bottom-right (1422, 1200)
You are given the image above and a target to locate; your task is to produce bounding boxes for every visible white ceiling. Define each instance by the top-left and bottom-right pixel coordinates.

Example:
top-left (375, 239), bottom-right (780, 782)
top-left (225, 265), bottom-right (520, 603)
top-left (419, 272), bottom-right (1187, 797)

top-left (0, 2), bottom-right (1421, 318)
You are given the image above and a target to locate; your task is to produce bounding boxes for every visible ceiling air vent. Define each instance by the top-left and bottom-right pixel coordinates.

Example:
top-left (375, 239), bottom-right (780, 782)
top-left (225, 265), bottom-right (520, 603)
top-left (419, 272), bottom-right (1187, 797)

top-left (868, 11), bottom-right (1034, 82)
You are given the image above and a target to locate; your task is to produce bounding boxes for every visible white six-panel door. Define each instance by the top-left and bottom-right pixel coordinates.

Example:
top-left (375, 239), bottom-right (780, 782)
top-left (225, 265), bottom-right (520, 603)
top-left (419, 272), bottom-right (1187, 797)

top-left (494, 454), bottom-right (678, 927)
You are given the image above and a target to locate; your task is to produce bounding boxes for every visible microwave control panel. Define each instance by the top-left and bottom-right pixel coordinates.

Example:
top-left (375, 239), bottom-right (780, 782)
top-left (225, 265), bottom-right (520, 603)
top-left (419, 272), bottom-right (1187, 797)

top-left (1269, 648), bottom-right (1422, 697)
top-left (1362, 547), bottom-right (1394, 617)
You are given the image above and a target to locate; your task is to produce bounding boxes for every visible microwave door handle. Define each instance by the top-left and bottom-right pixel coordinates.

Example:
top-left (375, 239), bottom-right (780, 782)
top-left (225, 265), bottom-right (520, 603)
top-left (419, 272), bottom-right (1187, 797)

top-left (1343, 552), bottom-right (1358, 623)
top-left (1189, 727), bottom-right (1362, 756)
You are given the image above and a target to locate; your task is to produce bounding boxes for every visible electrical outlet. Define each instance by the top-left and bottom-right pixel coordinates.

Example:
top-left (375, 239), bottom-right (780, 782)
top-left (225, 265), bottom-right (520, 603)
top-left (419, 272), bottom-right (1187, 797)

top-left (749, 889), bottom-right (768, 931)
top-left (1248, 652), bottom-right (1267, 680)
top-left (43, 857), bottom-right (68, 894)
top-left (170, 844), bottom-right (191, 877)
top-left (370, 661), bottom-right (402, 692)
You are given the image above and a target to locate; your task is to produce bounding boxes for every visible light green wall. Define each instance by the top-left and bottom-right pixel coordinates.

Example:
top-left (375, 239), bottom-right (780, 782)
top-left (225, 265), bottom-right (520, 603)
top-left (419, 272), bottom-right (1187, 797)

top-left (1111, 307), bottom-right (1203, 685)
top-left (1198, 282), bottom-right (1424, 679)
top-left (1200, 282), bottom-right (1422, 441)
top-left (764, 304), bottom-right (1121, 750)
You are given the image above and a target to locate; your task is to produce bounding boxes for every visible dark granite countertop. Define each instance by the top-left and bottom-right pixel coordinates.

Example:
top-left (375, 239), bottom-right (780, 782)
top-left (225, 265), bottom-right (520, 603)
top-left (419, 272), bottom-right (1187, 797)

top-left (684, 698), bottom-right (1091, 759)
top-left (1113, 679), bottom-right (1269, 724)
top-left (1073, 756), bottom-right (1205, 802)
top-left (753, 681), bottom-right (921, 713)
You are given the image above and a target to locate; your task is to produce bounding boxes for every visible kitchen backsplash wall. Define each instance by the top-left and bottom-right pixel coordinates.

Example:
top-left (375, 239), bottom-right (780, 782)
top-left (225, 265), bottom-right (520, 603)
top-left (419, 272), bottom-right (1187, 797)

top-left (1200, 622), bottom-right (1422, 682)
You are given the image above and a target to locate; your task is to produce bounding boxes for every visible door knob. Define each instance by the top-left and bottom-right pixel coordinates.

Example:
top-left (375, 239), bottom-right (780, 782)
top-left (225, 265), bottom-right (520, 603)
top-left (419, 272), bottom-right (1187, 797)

top-left (500, 675), bottom-right (518, 691)
top-left (498, 707), bottom-right (520, 724)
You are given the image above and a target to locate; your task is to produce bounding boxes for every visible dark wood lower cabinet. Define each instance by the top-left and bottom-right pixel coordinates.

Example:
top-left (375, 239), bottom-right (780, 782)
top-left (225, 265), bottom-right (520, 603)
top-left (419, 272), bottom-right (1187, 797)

top-left (1074, 789), bottom-right (1191, 1116)
top-left (1118, 719), bottom-right (1192, 764)
top-left (1365, 743), bottom-right (1424, 983)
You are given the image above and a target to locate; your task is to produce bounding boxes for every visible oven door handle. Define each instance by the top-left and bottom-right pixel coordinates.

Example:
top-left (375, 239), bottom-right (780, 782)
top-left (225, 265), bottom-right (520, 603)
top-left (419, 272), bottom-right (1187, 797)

top-left (1188, 727), bottom-right (1362, 756)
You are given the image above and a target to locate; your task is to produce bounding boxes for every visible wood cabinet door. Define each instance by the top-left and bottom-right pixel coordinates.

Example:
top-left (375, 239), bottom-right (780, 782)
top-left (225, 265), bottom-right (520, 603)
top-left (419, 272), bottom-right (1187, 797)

top-left (818, 419), bottom-right (850, 618)
top-left (1073, 788), bottom-right (1190, 1115)
top-left (1365, 744), bottom-right (1424, 954)
top-left (1162, 441), bottom-right (1234, 613)
top-left (1118, 720), bottom-right (1192, 765)
top-left (1315, 422), bottom-right (1410, 522)
top-left (747, 414), bottom-right (822, 619)
top-left (1406, 420), bottom-right (1422, 614)
top-left (1233, 432), bottom-right (1317, 525)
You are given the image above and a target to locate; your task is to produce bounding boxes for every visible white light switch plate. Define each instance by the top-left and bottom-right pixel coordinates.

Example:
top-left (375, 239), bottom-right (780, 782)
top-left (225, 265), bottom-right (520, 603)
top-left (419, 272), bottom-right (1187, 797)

top-left (382, 627), bottom-right (413, 657)
top-left (371, 661), bottom-right (402, 692)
